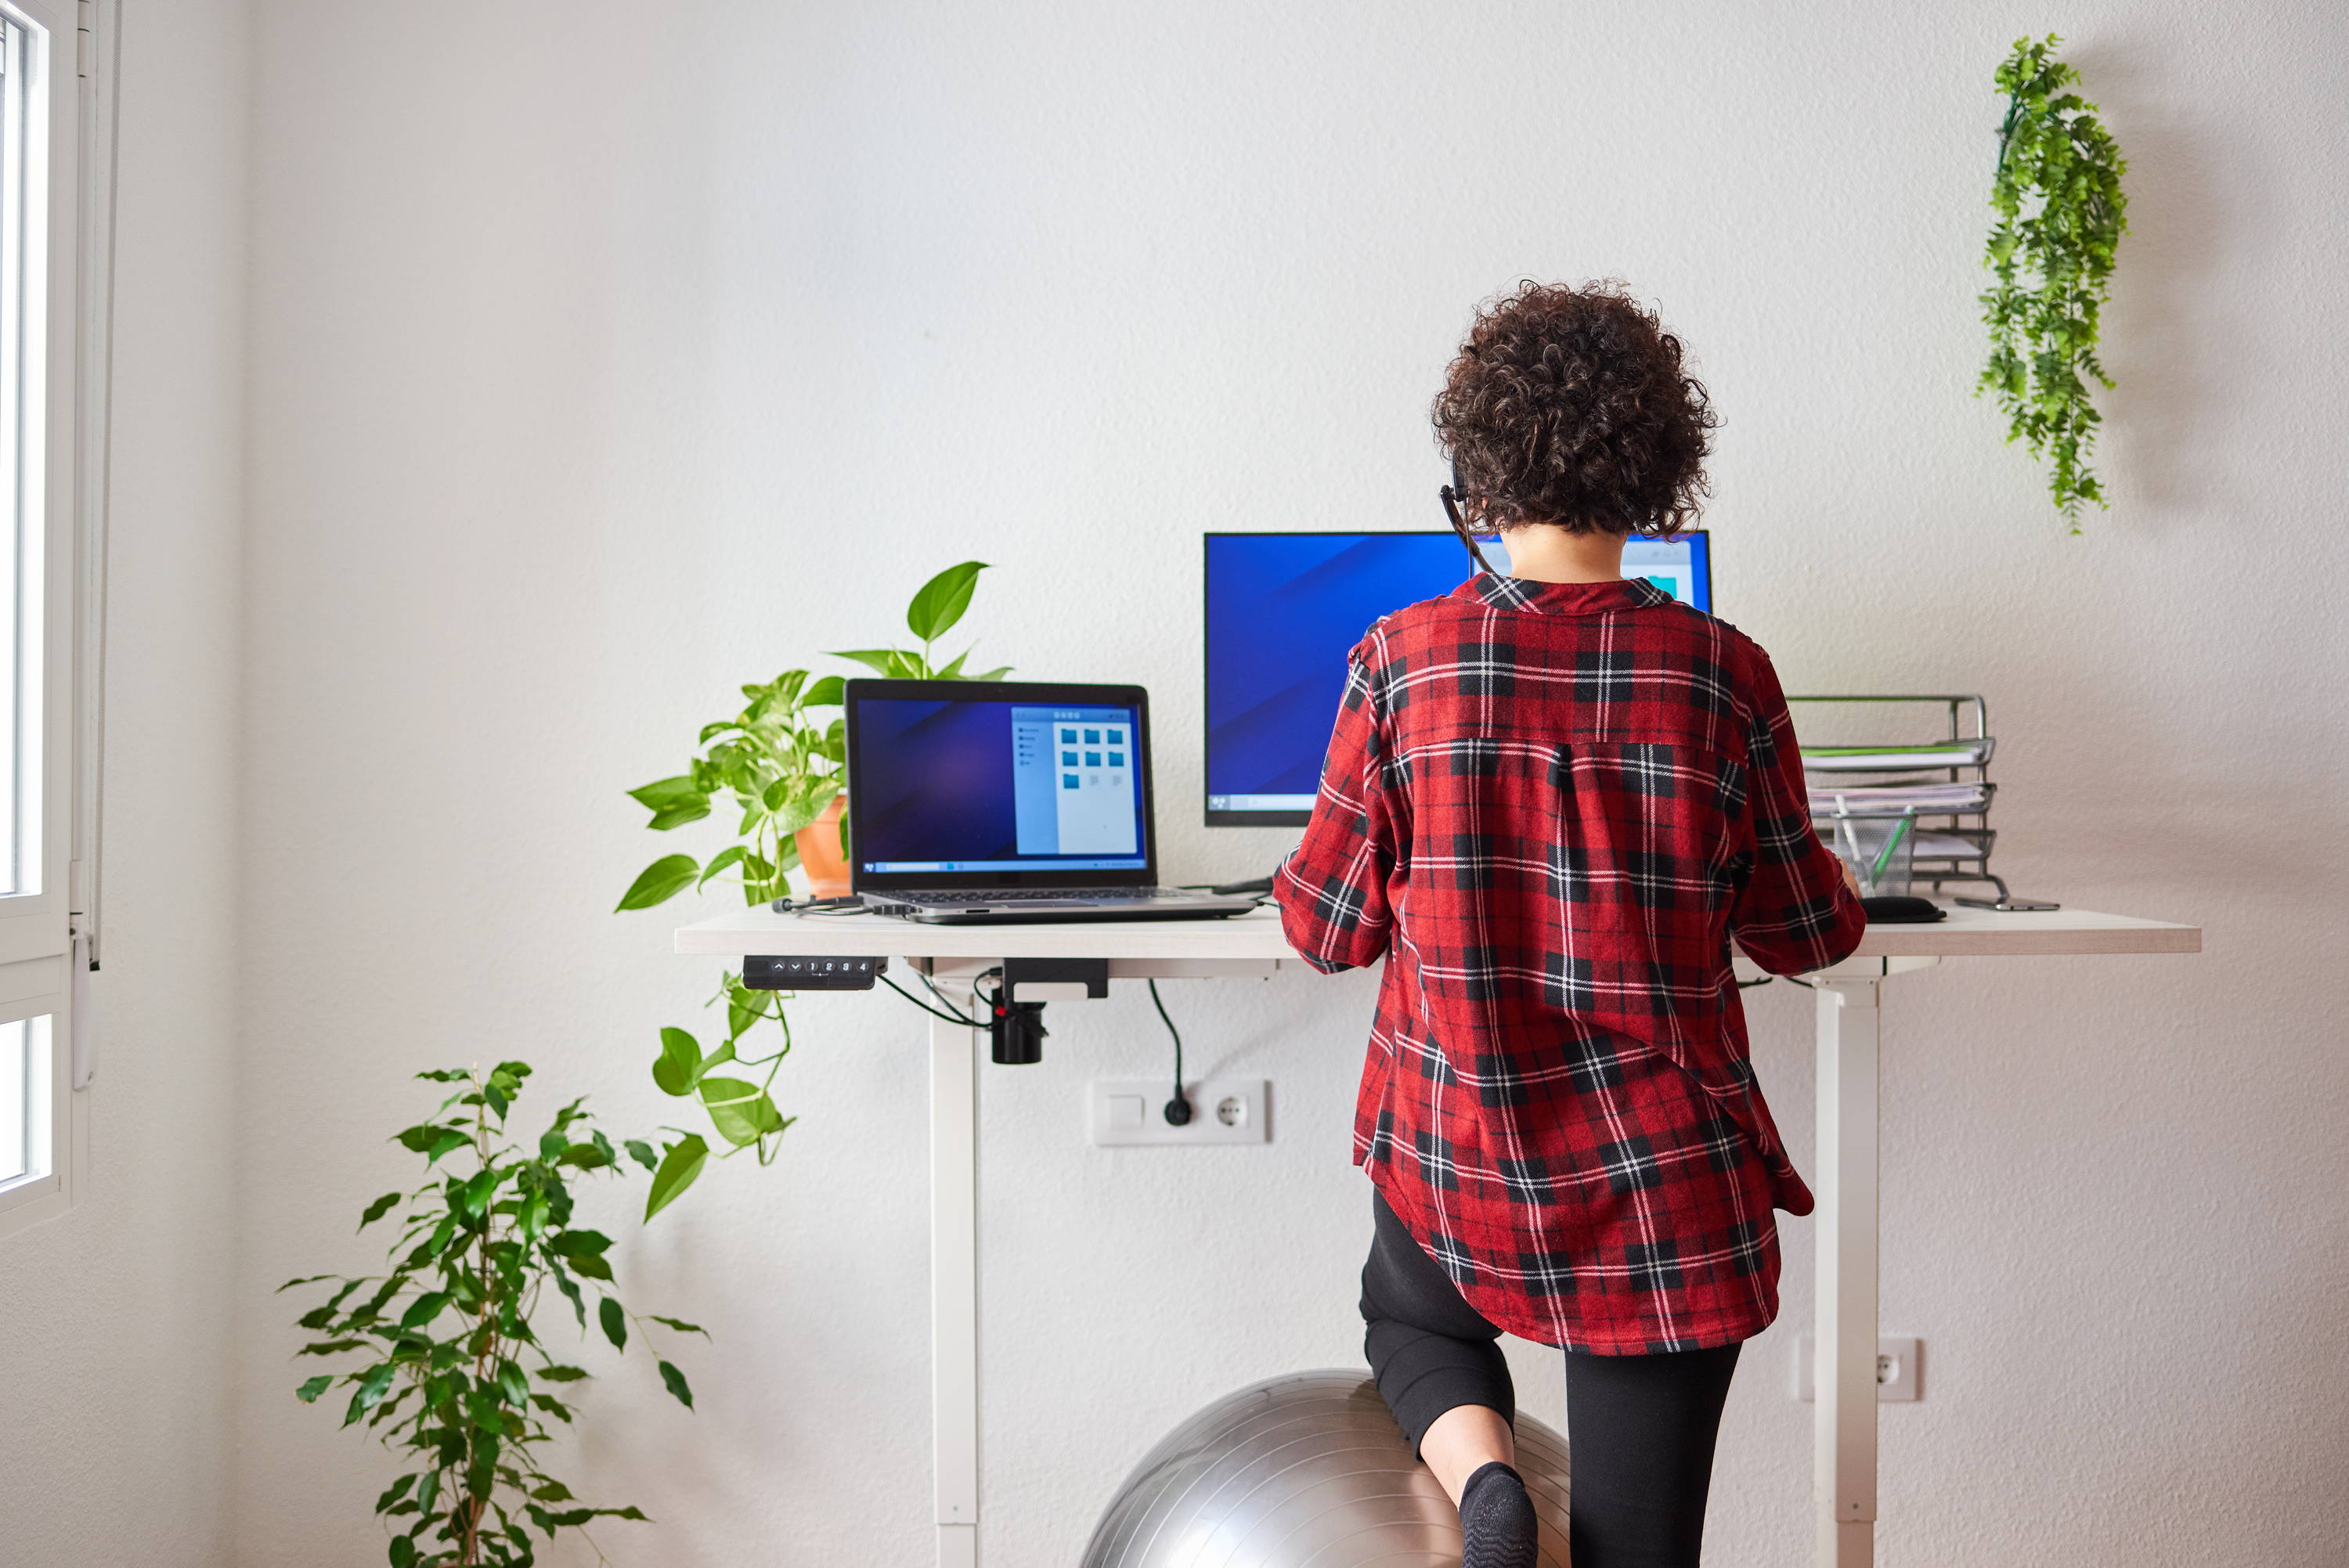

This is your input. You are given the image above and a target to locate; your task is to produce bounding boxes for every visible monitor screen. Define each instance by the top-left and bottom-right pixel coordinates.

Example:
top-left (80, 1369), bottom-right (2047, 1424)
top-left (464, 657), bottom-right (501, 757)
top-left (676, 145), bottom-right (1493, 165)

top-left (847, 692), bottom-right (1152, 875)
top-left (1203, 530), bottom-right (1712, 826)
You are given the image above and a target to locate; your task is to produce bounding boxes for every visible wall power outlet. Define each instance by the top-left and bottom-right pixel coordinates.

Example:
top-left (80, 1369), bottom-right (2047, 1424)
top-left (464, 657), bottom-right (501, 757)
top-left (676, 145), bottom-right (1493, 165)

top-left (1794, 1336), bottom-right (1922, 1402)
top-left (1088, 1079), bottom-right (1268, 1146)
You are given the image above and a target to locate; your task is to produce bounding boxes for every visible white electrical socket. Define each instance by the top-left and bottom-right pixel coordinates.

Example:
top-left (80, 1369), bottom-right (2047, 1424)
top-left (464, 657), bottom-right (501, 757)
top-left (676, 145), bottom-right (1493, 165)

top-left (1088, 1079), bottom-right (1268, 1146)
top-left (1794, 1336), bottom-right (1922, 1402)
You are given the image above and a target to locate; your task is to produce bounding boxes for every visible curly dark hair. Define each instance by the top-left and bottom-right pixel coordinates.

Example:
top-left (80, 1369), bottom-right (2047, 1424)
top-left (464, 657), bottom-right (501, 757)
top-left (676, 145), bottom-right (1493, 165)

top-left (1432, 281), bottom-right (1717, 536)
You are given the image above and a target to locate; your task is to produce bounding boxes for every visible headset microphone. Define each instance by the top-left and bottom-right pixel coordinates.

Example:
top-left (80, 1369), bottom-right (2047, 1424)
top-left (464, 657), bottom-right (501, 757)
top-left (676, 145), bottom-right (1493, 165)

top-left (1439, 459), bottom-right (1506, 577)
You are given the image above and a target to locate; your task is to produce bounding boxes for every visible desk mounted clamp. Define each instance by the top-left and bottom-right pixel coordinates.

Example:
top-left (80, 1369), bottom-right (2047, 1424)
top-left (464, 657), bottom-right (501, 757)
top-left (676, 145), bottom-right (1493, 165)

top-left (983, 957), bottom-right (1108, 1065)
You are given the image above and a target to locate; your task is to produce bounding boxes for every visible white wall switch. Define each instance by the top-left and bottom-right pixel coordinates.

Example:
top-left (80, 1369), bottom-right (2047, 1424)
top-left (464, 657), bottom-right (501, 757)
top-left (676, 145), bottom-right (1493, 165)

top-left (1795, 1336), bottom-right (1923, 1402)
top-left (1088, 1079), bottom-right (1269, 1146)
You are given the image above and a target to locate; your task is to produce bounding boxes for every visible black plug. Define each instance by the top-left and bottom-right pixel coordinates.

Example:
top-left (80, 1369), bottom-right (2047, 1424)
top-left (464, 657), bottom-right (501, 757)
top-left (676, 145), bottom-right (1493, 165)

top-left (1163, 1092), bottom-right (1193, 1126)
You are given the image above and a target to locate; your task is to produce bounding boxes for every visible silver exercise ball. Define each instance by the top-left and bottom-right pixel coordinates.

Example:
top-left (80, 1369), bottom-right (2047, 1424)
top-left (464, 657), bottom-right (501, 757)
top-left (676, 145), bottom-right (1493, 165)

top-left (1079, 1369), bottom-right (1570, 1568)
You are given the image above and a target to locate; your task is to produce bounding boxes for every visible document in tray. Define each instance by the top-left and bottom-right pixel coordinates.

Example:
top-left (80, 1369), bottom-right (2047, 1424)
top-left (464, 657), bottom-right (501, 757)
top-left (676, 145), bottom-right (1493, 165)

top-left (1801, 737), bottom-right (1994, 772)
top-left (1808, 781), bottom-right (1994, 816)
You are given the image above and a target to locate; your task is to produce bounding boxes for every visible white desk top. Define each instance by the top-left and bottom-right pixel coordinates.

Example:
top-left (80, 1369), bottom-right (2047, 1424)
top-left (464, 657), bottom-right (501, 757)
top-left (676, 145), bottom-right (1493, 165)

top-left (674, 901), bottom-right (2200, 962)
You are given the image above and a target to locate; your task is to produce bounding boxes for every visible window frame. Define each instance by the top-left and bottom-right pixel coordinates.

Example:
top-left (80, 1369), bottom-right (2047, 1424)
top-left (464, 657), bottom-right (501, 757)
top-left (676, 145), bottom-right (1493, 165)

top-left (0, 0), bottom-right (93, 1238)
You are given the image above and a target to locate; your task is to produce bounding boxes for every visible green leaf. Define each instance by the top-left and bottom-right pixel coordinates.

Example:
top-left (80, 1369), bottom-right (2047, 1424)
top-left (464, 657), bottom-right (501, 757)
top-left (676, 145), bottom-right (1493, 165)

top-left (358, 1191), bottom-right (404, 1230)
top-left (648, 1315), bottom-right (709, 1337)
top-left (646, 801), bottom-right (712, 831)
top-left (644, 1135), bottom-right (709, 1221)
top-left (905, 561), bottom-right (987, 642)
top-left (826, 649), bottom-right (900, 676)
top-left (549, 1230), bottom-right (611, 1259)
top-left (623, 1138), bottom-right (658, 1172)
top-left (972, 665), bottom-right (1014, 681)
top-left (695, 845), bottom-right (748, 890)
top-left (343, 1361), bottom-right (399, 1427)
top-left (553, 1268), bottom-right (586, 1329)
top-left (388, 1534), bottom-right (417, 1568)
top-left (529, 1480), bottom-right (575, 1502)
top-left (700, 1077), bottom-right (784, 1148)
top-left (652, 1027), bottom-right (702, 1097)
top-left (456, 1169), bottom-right (499, 1218)
top-left (563, 1253), bottom-right (614, 1282)
top-left (616, 854), bottom-right (699, 912)
top-left (536, 1364), bottom-right (590, 1382)
top-left (658, 1359), bottom-right (695, 1411)
top-left (424, 1129), bottom-right (468, 1166)
top-left (399, 1292), bottom-right (451, 1330)
top-left (276, 1274), bottom-right (335, 1292)
top-left (295, 1374), bottom-right (335, 1403)
top-left (375, 1473), bottom-right (418, 1512)
top-left (627, 775), bottom-right (705, 811)
top-left (803, 674), bottom-right (846, 706)
top-left (598, 1297), bottom-right (627, 1353)
top-left (770, 782), bottom-right (839, 838)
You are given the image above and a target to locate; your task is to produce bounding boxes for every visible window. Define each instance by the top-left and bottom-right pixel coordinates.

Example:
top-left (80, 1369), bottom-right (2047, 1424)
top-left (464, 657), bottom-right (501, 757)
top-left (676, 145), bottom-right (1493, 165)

top-left (0, 0), bottom-right (100, 1238)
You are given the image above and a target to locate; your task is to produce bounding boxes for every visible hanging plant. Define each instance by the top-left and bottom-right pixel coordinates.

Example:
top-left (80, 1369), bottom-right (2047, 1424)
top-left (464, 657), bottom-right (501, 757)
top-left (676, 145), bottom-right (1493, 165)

top-left (1978, 34), bottom-right (2129, 530)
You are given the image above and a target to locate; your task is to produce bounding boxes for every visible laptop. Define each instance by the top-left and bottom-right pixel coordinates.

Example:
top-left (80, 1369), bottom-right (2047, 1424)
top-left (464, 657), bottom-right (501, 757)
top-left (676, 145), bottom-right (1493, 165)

top-left (843, 678), bottom-right (1261, 925)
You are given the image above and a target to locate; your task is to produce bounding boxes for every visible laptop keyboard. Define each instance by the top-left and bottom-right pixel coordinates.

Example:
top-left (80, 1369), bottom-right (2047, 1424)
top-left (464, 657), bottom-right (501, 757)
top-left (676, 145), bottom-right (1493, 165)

top-left (903, 887), bottom-right (1170, 903)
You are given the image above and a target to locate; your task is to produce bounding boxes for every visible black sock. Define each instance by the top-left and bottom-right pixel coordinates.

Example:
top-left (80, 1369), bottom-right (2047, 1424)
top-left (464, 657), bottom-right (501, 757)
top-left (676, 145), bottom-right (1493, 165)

top-left (1458, 1460), bottom-right (1538, 1568)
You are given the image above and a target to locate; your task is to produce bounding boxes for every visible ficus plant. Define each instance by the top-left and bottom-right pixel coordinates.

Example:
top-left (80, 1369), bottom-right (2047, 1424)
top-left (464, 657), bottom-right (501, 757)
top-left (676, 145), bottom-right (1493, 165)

top-left (281, 1062), bottom-right (702, 1568)
top-left (1979, 34), bottom-right (2130, 529)
top-left (612, 561), bottom-right (1011, 1216)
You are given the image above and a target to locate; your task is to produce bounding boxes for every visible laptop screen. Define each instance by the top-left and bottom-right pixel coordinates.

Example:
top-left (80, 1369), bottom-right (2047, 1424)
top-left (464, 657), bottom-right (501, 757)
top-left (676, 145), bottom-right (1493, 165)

top-left (848, 692), bottom-right (1152, 876)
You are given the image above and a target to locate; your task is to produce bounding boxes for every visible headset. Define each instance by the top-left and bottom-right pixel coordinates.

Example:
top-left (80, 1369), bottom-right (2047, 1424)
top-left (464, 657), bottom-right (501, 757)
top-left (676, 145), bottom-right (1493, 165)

top-left (1438, 458), bottom-right (1506, 577)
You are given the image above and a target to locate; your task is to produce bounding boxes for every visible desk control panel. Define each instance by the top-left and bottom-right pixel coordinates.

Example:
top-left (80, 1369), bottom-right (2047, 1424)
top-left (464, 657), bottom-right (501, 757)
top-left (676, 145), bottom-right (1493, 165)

top-left (742, 954), bottom-right (887, 990)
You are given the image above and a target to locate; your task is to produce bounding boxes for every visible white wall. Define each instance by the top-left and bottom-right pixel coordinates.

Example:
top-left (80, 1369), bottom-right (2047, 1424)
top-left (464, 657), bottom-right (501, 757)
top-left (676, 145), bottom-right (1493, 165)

top-left (0, 2), bottom-right (251, 1564)
top-left (229, 2), bottom-right (2347, 1566)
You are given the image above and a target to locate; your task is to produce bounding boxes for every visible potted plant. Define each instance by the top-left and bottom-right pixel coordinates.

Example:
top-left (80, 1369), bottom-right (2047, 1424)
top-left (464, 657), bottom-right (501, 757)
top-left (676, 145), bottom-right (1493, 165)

top-left (282, 1062), bottom-right (701, 1567)
top-left (611, 561), bottom-right (1009, 1213)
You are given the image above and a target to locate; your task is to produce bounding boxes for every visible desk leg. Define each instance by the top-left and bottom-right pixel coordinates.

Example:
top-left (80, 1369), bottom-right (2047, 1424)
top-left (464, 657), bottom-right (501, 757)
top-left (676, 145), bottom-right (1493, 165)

top-left (932, 1004), bottom-right (980, 1566)
top-left (1814, 979), bottom-right (1880, 1568)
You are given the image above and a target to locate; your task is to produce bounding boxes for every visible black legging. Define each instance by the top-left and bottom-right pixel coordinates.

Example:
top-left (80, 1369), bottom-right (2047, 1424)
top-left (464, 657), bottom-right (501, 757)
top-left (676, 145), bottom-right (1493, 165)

top-left (1361, 1194), bottom-right (1743, 1568)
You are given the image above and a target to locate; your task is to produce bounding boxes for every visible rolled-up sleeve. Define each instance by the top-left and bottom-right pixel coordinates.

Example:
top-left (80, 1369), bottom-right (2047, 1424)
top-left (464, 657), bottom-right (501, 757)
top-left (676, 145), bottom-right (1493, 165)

top-left (1275, 646), bottom-right (1402, 973)
top-left (1727, 652), bottom-right (1866, 975)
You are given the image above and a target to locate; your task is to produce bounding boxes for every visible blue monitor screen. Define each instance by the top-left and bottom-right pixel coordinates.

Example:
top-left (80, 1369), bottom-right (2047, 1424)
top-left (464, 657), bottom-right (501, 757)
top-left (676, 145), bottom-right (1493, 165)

top-left (1203, 530), bottom-right (1712, 824)
top-left (850, 697), bottom-right (1151, 873)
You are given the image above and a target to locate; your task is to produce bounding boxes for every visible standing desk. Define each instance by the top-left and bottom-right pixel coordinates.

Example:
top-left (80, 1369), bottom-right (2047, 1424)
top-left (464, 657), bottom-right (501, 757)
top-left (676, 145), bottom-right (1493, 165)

top-left (675, 902), bottom-right (2199, 1568)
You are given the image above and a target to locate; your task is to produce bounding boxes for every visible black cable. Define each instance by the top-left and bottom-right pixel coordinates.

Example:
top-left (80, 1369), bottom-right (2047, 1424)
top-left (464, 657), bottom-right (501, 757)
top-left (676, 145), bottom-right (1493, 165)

top-left (879, 973), bottom-right (980, 1027)
top-left (1148, 979), bottom-right (1193, 1126)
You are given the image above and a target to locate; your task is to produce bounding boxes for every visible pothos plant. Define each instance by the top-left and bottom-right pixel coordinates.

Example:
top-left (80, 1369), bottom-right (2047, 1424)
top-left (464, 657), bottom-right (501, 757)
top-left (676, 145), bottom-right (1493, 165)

top-left (281, 1062), bottom-right (702, 1568)
top-left (612, 561), bottom-right (1009, 1217)
top-left (1979, 34), bottom-right (2130, 529)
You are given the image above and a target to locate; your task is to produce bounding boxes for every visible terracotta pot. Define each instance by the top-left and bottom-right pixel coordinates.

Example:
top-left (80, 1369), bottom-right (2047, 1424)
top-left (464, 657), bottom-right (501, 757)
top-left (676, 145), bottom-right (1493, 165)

top-left (793, 792), bottom-right (853, 898)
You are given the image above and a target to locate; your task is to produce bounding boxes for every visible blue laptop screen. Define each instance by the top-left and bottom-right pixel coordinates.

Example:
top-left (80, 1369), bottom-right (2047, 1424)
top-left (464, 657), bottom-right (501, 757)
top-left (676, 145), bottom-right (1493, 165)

top-left (850, 697), bottom-right (1149, 874)
top-left (1203, 531), bottom-right (1711, 818)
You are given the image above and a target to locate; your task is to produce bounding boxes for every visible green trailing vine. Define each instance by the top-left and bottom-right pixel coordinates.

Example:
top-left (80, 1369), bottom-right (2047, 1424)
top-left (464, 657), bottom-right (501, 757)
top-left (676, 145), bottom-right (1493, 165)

top-left (1979, 34), bottom-right (2129, 529)
top-left (612, 562), bottom-right (1009, 1217)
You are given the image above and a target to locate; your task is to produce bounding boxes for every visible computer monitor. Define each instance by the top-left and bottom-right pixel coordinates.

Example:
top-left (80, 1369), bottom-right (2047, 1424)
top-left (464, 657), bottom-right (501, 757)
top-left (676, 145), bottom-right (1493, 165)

top-left (1202, 530), bottom-right (1712, 827)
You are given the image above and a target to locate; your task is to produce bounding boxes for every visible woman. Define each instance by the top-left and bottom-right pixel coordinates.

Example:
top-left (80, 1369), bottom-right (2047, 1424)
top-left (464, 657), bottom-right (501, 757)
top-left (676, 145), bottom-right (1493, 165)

top-left (1276, 282), bottom-right (1864, 1568)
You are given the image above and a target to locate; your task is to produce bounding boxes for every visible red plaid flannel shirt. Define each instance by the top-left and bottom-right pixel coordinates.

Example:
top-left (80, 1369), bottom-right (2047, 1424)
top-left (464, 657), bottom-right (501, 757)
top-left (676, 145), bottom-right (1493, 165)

top-left (1276, 571), bottom-right (1864, 1352)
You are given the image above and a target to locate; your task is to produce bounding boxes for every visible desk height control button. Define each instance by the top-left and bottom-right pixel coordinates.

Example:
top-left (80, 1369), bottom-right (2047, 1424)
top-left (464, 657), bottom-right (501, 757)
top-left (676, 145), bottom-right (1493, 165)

top-left (742, 954), bottom-right (887, 991)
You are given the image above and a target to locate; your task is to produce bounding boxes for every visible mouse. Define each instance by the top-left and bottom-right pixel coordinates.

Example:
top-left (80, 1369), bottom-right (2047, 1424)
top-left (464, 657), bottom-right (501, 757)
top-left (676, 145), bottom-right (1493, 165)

top-left (1860, 895), bottom-right (1946, 924)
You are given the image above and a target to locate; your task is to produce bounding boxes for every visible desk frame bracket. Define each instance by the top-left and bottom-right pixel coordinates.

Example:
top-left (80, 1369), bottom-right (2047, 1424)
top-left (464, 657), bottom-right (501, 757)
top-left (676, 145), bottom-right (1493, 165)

top-left (930, 987), bottom-right (980, 1564)
top-left (1815, 975), bottom-right (1882, 1568)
